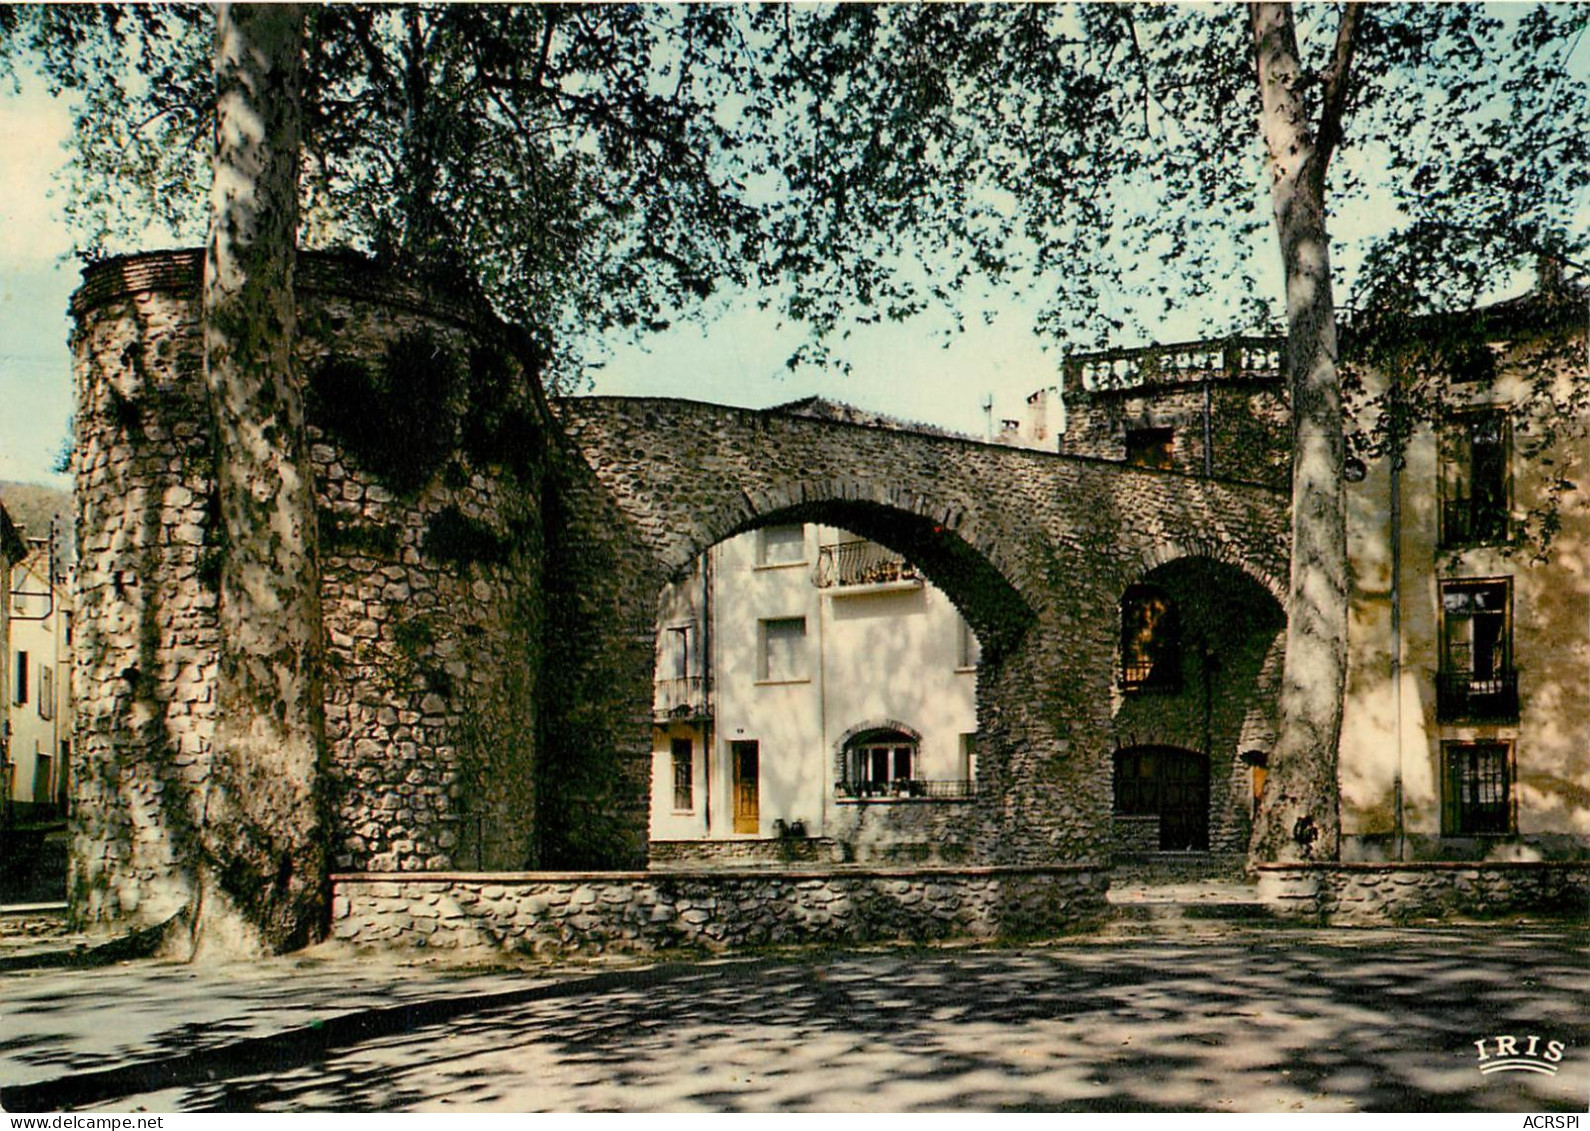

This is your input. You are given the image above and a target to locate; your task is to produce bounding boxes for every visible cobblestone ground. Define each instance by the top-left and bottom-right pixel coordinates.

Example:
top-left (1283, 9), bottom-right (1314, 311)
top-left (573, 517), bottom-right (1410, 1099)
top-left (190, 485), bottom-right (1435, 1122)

top-left (1, 924), bottom-right (1586, 1113)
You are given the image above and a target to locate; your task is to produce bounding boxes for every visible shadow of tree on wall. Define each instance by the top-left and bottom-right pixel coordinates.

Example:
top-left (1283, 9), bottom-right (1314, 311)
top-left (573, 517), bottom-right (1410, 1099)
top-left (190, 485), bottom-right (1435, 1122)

top-left (4, 927), bottom-right (1585, 1112)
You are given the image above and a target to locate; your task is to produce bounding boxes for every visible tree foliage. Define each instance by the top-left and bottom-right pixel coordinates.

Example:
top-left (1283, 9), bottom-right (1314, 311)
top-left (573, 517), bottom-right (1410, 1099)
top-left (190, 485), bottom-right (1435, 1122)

top-left (5, 4), bottom-right (772, 390)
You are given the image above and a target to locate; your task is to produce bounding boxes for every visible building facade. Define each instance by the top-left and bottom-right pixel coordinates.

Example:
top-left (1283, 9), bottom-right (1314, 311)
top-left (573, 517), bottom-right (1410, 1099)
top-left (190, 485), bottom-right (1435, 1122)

top-left (0, 504), bottom-right (27, 823)
top-left (5, 538), bottom-right (73, 822)
top-left (649, 522), bottom-right (981, 864)
top-left (1055, 284), bottom-right (1589, 863)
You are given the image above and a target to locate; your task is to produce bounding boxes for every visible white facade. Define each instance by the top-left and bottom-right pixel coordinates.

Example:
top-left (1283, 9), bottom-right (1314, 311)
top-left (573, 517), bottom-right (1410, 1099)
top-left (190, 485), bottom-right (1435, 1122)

top-left (649, 523), bottom-right (978, 848)
top-left (6, 547), bottom-right (72, 817)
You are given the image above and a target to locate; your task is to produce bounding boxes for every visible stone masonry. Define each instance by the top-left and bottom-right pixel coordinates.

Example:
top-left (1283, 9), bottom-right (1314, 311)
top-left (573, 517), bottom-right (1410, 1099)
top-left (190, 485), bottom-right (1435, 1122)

top-left (71, 249), bottom-right (1291, 944)
top-left (550, 397), bottom-right (1291, 870)
top-left (329, 865), bottom-right (1109, 957)
top-left (71, 252), bottom-right (542, 930)
top-left (1255, 862), bottom-right (1590, 924)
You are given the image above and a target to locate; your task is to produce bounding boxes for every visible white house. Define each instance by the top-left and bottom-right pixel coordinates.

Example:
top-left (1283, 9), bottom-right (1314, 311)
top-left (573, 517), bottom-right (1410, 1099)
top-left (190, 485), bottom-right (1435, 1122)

top-left (649, 521), bottom-right (980, 864)
top-left (6, 539), bottom-right (72, 821)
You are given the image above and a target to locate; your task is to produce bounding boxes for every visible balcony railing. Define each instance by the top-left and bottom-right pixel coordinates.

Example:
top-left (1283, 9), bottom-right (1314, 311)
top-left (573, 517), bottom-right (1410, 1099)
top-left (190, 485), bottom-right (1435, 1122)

top-left (815, 540), bottom-right (920, 590)
top-left (836, 778), bottom-right (978, 800)
top-left (1436, 668), bottom-right (1519, 722)
top-left (653, 675), bottom-right (709, 721)
top-left (1441, 498), bottom-right (1509, 547)
top-left (1066, 336), bottom-right (1285, 394)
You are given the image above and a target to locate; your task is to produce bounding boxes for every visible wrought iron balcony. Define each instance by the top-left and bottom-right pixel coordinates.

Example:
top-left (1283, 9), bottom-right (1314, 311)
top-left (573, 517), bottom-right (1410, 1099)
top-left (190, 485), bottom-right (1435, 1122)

top-left (836, 778), bottom-right (978, 800)
top-left (1436, 668), bottom-right (1519, 722)
top-left (653, 675), bottom-right (710, 721)
top-left (1066, 336), bottom-right (1285, 394)
top-left (815, 540), bottom-right (920, 590)
top-left (1441, 497), bottom-right (1509, 547)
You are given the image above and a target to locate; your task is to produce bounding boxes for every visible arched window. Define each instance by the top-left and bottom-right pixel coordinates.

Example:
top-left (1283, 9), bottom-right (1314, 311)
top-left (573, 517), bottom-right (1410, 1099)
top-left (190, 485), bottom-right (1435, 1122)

top-left (841, 728), bottom-right (920, 798)
top-left (1120, 584), bottom-right (1181, 692)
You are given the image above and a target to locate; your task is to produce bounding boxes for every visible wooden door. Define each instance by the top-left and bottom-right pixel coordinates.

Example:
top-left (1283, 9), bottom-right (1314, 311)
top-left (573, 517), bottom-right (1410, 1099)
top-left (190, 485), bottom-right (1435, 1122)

top-left (731, 740), bottom-right (760, 834)
top-left (1158, 749), bottom-right (1210, 851)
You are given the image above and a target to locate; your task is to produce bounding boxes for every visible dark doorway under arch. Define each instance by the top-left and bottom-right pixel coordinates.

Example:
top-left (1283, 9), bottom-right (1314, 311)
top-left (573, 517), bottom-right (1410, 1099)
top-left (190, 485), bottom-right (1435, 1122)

top-left (1113, 745), bottom-right (1211, 851)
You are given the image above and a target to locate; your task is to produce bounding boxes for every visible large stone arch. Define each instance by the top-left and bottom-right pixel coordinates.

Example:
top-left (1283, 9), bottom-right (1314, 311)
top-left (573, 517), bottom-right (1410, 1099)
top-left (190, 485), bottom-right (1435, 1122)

top-left (69, 252), bottom-right (1294, 943)
top-left (542, 398), bottom-right (1291, 872)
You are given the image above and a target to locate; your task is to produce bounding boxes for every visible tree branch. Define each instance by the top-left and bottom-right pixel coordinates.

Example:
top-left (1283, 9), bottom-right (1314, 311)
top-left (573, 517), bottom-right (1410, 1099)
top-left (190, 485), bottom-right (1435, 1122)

top-left (1314, 2), bottom-right (1366, 183)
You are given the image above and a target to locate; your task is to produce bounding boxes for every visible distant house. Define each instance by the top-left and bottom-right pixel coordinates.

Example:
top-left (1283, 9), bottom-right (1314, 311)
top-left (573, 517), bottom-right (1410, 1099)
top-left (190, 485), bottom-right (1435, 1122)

top-left (650, 520), bottom-right (980, 866)
top-left (0, 504), bottom-right (28, 822)
top-left (5, 535), bottom-right (73, 822)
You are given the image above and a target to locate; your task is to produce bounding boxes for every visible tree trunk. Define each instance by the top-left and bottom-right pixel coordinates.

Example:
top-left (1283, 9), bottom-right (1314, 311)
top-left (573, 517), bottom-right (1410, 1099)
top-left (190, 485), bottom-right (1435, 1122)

top-left (195, 2), bottom-right (325, 956)
top-left (1247, 2), bottom-right (1357, 862)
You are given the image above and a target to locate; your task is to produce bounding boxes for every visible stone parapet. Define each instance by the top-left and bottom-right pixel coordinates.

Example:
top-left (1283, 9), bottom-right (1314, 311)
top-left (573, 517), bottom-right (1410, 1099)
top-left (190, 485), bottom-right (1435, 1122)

top-left (330, 865), bottom-right (1109, 956)
top-left (1255, 861), bottom-right (1589, 923)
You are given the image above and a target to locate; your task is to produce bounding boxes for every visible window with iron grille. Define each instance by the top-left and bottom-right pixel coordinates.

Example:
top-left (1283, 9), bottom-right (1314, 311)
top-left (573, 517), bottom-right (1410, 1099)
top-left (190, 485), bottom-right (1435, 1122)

top-left (842, 729), bottom-right (920, 797)
top-left (1441, 410), bottom-right (1510, 546)
top-left (1443, 741), bottom-right (1512, 835)
top-left (671, 737), bottom-right (693, 811)
top-left (1120, 585), bottom-right (1180, 691)
top-left (1438, 579), bottom-right (1517, 721)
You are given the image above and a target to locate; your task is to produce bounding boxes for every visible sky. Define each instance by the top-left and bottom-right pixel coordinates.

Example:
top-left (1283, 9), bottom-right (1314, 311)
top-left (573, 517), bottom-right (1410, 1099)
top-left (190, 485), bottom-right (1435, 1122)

top-left (0, 70), bottom-right (1070, 492)
top-left (1, 10), bottom-right (1579, 491)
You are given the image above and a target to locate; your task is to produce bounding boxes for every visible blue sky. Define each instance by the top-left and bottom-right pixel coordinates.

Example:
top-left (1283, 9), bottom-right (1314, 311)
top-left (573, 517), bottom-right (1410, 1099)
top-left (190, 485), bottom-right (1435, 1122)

top-left (0, 71), bottom-right (1070, 491)
top-left (3, 10), bottom-right (1577, 490)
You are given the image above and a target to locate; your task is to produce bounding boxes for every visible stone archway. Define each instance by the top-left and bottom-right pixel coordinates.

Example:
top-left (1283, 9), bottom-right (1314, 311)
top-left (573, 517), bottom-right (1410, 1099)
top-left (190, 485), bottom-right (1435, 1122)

top-left (1107, 556), bottom-right (1286, 859)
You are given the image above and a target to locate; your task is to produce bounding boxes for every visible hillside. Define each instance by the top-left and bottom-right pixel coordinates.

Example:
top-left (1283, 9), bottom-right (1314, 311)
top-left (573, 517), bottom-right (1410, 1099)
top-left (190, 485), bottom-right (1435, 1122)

top-left (0, 481), bottom-right (71, 544)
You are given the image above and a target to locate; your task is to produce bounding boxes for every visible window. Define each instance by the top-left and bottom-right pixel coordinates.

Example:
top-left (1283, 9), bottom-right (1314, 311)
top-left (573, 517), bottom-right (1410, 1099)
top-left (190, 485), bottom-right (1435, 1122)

top-left (759, 617), bottom-right (807, 681)
top-left (32, 749), bottom-right (52, 806)
top-left (959, 733), bottom-right (978, 786)
top-left (1120, 585), bottom-right (1180, 692)
top-left (1438, 579), bottom-right (1517, 721)
top-left (957, 616), bottom-right (981, 670)
top-left (1113, 748), bottom-right (1159, 815)
top-left (670, 737), bottom-right (694, 811)
top-left (843, 729), bottom-right (920, 798)
top-left (1443, 741), bottom-right (1512, 835)
top-left (656, 625), bottom-right (703, 717)
top-left (663, 626), bottom-right (691, 680)
top-left (757, 524), bottom-right (806, 566)
top-left (1125, 427), bottom-right (1175, 470)
top-left (38, 664), bottom-right (53, 721)
top-left (13, 651), bottom-right (27, 706)
top-left (1442, 410), bottom-right (1510, 546)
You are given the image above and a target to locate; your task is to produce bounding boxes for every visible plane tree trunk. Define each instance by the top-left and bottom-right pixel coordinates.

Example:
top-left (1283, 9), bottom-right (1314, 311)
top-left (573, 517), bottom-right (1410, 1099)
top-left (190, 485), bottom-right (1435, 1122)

top-left (1248, 2), bottom-right (1364, 863)
top-left (194, 2), bottom-right (325, 956)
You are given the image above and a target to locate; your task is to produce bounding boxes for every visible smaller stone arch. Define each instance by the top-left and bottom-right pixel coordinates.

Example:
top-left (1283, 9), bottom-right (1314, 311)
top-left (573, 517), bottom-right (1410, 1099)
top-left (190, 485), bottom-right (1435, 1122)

top-left (1108, 554), bottom-right (1286, 858)
top-left (1131, 536), bottom-right (1287, 609)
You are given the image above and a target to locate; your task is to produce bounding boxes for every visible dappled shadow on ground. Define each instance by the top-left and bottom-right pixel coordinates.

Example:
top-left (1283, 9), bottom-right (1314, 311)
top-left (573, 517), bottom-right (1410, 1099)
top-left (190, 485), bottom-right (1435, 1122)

top-left (4, 927), bottom-right (1586, 1112)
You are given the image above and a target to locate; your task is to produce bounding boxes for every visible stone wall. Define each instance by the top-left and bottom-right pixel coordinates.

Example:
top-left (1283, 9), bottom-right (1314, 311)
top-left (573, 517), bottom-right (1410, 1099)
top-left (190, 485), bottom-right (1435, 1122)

top-left (1060, 378), bottom-right (1291, 490)
top-left (1256, 862), bottom-right (1590, 923)
top-left (70, 250), bottom-right (1292, 944)
top-left (330, 865), bottom-right (1109, 956)
top-left (71, 251), bottom-right (543, 931)
top-left (650, 838), bottom-right (844, 868)
top-left (554, 398), bottom-right (1292, 873)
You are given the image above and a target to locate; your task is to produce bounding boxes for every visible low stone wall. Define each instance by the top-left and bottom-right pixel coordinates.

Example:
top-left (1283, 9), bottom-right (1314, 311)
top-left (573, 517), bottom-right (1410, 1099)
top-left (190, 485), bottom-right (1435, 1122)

top-left (1256, 862), bottom-right (1590, 923)
top-left (331, 865), bottom-right (1108, 956)
top-left (649, 838), bottom-right (844, 869)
